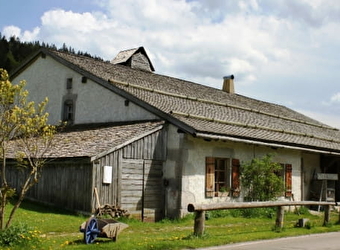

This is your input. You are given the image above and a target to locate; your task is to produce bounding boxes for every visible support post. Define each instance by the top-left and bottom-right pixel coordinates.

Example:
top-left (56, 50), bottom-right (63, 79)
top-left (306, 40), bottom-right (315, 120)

top-left (194, 211), bottom-right (205, 236)
top-left (275, 206), bottom-right (285, 228)
top-left (324, 205), bottom-right (330, 226)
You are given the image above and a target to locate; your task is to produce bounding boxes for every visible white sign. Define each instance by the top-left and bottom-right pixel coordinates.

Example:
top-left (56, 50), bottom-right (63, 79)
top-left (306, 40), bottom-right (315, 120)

top-left (317, 173), bottom-right (338, 180)
top-left (103, 166), bottom-right (113, 184)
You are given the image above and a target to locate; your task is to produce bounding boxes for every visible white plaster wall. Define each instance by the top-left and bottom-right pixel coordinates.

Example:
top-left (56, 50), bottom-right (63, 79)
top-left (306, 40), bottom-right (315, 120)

top-left (12, 55), bottom-right (158, 125)
top-left (176, 135), bottom-right (317, 216)
top-left (163, 124), bottom-right (186, 218)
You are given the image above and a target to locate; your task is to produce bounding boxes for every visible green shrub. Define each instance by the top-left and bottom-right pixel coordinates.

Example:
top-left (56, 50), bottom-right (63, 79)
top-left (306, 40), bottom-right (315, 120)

top-left (230, 208), bottom-right (276, 219)
top-left (159, 214), bottom-right (194, 223)
top-left (272, 225), bottom-right (286, 233)
top-left (206, 210), bottom-right (230, 219)
top-left (0, 223), bottom-right (42, 248)
top-left (241, 154), bottom-right (284, 201)
top-left (206, 208), bottom-right (276, 219)
top-left (305, 221), bottom-right (314, 229)
top-left (296, 206), bottom-right (310, 215)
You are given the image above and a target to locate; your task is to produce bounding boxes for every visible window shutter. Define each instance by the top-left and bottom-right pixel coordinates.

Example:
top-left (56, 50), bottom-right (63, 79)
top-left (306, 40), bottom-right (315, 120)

top-left (232, 159), bottom-right (240, 197)
top-left (285, 164), bottom-right (292, 197)
top-left (205, 157), bottom-right (215, 198)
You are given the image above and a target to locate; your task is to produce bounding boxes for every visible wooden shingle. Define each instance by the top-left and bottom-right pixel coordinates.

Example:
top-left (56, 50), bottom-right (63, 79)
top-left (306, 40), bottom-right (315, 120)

top-left (12, 48), bottom-right (340, 154)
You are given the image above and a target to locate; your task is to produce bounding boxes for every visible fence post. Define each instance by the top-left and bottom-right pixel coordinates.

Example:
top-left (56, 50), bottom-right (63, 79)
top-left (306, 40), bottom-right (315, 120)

top-left (194, 211), bottom-right (205, 236)
top-left (275, 206), bottom-right (285, 228)
top-left (323, 205), bottom-right (330, 226)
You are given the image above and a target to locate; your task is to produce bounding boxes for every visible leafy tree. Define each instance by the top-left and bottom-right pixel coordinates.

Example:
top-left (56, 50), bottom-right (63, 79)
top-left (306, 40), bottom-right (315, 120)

top-left (0, 69), bottom-right (56, 229)
top-left (240, 154), bottom-right (284, 201)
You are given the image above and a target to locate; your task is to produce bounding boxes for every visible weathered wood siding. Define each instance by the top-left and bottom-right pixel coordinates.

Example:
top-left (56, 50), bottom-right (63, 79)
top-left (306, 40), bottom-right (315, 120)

top-left (121, 159), bottom-right (164, 221)
top-left (6, 158), bottom-right (93, 212)
top-left (130, 53), bottom-right (153, 72)
top-left (93, 128), bottom-right (167, 221)
top-left (123, 128), bottom-right (167, 160)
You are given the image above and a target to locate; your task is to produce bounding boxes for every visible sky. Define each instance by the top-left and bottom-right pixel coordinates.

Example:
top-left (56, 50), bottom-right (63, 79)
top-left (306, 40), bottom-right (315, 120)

top-left (1, 0), bottom-right (340, 128)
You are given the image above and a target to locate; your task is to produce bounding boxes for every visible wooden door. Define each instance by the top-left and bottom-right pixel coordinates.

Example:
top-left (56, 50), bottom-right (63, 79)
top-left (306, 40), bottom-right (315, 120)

top-left (121, 159), bottom-right (164, 221)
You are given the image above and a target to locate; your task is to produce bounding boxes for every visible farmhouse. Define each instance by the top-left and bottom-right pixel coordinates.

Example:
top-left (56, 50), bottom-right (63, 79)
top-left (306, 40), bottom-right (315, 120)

top-left (8, 47), bottom-right (340, 221)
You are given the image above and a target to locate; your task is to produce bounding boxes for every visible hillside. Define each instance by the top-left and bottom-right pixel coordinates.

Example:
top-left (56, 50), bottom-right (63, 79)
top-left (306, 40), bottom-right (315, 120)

top-left (0, 34), bottom-right (102, 73)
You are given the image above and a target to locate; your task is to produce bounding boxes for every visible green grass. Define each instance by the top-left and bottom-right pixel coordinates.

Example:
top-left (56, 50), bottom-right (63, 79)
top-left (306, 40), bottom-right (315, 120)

top-left (3, 200), bottom-right (340, 249)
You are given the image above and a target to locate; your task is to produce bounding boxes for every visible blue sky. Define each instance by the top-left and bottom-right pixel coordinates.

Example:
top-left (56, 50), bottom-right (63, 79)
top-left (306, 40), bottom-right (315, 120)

top-left (1, 0), bottom-right (340, 128)
top-left (1, 0), bottom-right (101, 30)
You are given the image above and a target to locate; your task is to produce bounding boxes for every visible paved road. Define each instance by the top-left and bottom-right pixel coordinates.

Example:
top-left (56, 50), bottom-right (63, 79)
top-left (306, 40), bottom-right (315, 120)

top-left (197, 232), bottom-right (340, 250)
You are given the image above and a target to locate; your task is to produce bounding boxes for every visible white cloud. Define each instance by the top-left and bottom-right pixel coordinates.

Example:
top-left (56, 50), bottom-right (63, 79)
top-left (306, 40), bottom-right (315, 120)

top-left (22, 27), bottom-right (40, 41)
top-left (331, 93), bottom-right (340, 103)
top-left (2, 25), bottom-right (40, 41)
top-left (2, 25), bottom-right (21, 38)
top-left (2, 0), bottom-right (340, 127)
top-left (40, 9), bottom-right (113, 33)
top-left (298, 109), bottom-right (340, 129)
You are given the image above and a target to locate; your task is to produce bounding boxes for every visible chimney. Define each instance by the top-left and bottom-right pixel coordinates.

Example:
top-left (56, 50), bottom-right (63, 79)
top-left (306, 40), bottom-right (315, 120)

top-left (222, 75), bottom-right (235, 94)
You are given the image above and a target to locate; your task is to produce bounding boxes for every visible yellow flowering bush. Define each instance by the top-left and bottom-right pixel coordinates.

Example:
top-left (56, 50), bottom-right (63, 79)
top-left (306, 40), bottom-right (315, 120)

top-left (0, 68), bottom-right (56, 229)
top-left (0, 223), bottom-right (42, 248)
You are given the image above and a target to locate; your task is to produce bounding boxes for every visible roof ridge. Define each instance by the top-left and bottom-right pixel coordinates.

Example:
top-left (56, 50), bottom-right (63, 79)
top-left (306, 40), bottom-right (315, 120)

top-left (171, 111), bottom-right (340, 144)
top-left (108, 79), bottom-right (336, 131)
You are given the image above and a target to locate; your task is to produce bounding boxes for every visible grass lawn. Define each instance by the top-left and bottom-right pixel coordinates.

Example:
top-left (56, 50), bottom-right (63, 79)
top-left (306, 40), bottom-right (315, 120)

top-left (3, 200), bottom-right (340, 249)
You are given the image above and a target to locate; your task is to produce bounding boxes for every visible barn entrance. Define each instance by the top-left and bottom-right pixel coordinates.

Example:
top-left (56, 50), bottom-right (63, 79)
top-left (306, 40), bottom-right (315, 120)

top-left (121, 159), bottom-right (164, 221)
top-left (318, 155), bottom-right (340, 202)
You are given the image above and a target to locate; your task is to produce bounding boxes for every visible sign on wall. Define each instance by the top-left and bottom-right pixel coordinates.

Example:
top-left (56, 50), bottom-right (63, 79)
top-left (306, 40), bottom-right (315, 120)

top-left (103, 166), bottom-right (113, 184)
top-left (316, 173), bottom-right (338, 180)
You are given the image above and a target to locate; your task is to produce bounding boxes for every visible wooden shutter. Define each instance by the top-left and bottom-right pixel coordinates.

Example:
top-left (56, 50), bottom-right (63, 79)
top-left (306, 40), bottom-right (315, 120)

top-left (232, 159), bottom-right (240, 197)
top-left (285, 164), bottom-right (292, 197)
top-left (205, 157), bottom-right (215, 198)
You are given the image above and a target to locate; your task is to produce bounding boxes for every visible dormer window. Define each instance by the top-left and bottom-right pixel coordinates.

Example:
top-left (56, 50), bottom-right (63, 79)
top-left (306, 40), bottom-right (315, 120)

top-left (111, 47), bottom-right (155, 72)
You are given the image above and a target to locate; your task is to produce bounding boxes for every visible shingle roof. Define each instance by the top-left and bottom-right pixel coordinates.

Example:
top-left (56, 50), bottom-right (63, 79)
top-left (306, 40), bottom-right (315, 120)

top-left (7, 121), bottom-right (164, 159)
top-left (14, 49), bottom-right (340, 154)
top-left (111, 48), bottom-right (139, 64)
top-left (111, 47), bottom-right (155, 71)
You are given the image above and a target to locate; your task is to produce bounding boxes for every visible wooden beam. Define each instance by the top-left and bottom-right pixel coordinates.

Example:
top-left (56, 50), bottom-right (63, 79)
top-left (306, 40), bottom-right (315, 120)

top-left (188, 201), bottom-right (337, 235)
top-left (324, 205), bottom-right (331, 226)
top-left (275, 206), bottom-right (285, 228)
top-left (194, 211), bottom-right (205, 236)
top-left (188, 201), bottom-right (336, 212)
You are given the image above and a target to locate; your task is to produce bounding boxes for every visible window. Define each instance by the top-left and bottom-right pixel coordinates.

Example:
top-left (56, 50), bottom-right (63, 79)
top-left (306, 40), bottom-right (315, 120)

top-left (63, 100), bottom-right (74, 122)
top-left (284, 164), bottom-right (292, 198)
top-left (206, 157), bottom-right (240, 198)
top-left (215, 158), bottom-right (230, 193)
top-left (277, 163), bottom-right (293, 198)
top-left (66, 78), bottom-right (73, 89)
top-left (62, 94), bottom-right (77, 124)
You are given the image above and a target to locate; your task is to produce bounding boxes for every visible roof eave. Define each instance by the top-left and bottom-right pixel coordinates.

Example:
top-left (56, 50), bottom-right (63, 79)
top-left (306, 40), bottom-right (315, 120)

top-left (91, 123), bottom-right (164, 161)
top-left (195, 132), bottom-right (340, 156)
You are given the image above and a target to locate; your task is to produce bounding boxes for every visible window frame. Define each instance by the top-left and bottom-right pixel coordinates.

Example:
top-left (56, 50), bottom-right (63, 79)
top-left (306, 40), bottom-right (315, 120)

top-left (62, 94), bottom-right (77, 124)
top-left (63, 99), bottom-right (74, 123)
top-left (284, 164), bottom-right (292, 198)
top-left (278, 163), bottom-right (293, 198)
top-left (205, 157), bottom-right (240, 198)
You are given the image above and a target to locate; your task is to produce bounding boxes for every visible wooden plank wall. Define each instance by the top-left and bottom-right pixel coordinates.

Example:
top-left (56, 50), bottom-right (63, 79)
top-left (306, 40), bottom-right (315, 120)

top-left (93, 128), bottom-right (167, 221)
top-left (123, 129), bottom-right (167, 160)
top-left (92, 150), bottom-right (121, 209)
top-left (6, 158), bottom-right (93, 213)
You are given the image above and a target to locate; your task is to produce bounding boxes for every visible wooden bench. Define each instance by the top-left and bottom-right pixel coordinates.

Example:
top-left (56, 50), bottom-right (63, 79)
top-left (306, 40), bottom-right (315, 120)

top-left (187, 201), bottom-right (337, 236)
